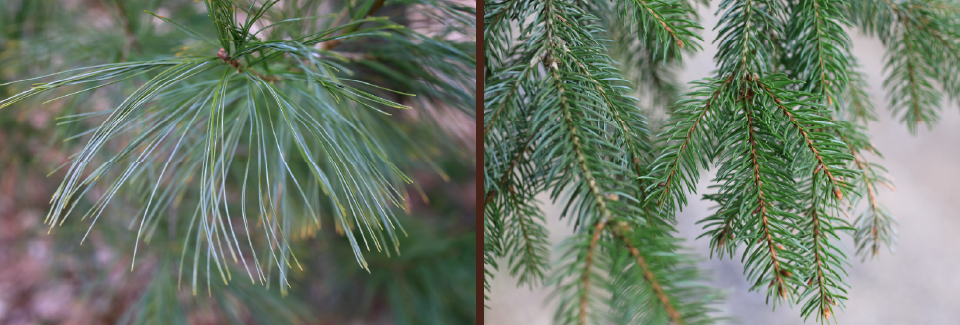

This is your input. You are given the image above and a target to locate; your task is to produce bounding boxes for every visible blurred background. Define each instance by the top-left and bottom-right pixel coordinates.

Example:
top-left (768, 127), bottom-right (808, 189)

top-left (485, 3), bottom-right (960, 325)
top-left (0, 0), bottom-right (475, 324)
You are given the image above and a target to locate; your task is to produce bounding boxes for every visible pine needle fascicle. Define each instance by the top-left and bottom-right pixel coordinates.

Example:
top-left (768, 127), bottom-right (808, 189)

top-left (1, 0), bottom-right (468, 296)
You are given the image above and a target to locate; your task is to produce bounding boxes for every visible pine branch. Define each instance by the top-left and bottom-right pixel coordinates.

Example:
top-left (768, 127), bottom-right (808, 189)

top-left (1, 0), bottom-right (463, 295)
top-left (321, 0), bottom-right (386, 50)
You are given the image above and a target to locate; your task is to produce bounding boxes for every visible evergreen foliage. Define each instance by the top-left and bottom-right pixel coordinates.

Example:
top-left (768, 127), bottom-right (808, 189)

top-left (1, 0), bottom-right (474, 323)
top-left (483, 0), bottom-right (956, 322)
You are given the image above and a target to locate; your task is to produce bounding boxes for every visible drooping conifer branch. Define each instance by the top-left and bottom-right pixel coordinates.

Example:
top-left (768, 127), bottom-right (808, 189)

top-left (758, 81), bottom-right (845, 193)
top-left (484, 0), bottom-right (952, 321)
top-left (744, 97), bottom-right (789, 300)
top-left (579, 221), bottom-right (606, 325)
top-left (610, 223), bottom-right (684, 325)
top-left (853, 152), bottom-right (880, 254)
top-left (483, 0), bottom-right (723, 323)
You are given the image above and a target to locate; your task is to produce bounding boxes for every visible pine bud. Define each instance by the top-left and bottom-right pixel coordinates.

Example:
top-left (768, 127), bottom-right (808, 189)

top-left (814, 164), bottom-right (822, 174)
top-left (217, 48), bottom-right (229, 62)
top-left (779, 285), bottom-right (787, 299)
top-left (779, 269), bottom-right (792, 277)
top-left (807, 277), bottom-right (815, 286)
top-left (658, 182), bottom-right (666, 187)
top-left (824, 308), bottom-right (832, 320)
top-left (607, 193), bottom-right (618, 201)
top-left (834, 188), bottom-right (843, 200)
top-left (777, 244), bottom-right (785, 250)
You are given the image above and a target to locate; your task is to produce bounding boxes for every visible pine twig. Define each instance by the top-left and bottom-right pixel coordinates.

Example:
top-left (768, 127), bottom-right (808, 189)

top-left (322, 0), bottom-right (386, 50)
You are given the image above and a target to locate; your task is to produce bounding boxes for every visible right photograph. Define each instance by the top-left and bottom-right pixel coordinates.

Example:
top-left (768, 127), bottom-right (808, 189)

top-left (483, 0), bottom-right (960, 324)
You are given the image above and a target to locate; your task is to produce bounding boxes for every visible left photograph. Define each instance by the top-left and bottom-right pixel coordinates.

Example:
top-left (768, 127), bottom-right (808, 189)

top-left (0, 0), bottom-right (476, 324)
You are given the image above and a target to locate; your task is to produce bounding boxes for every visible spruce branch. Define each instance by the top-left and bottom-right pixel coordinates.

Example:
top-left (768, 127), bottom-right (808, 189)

top-left (785, 0), bottom-right (852, 110)
top-left (845, 133), bottom-right (899, 259)
top-left (843, 65), bottom-right (878, 123)
top-left (610, 223), bottom-right (683, 324)
top-left (579, 221), bottom-right (606, 325)
top-left (738, 82), bottom-right (797, 303)
top-left (583, 0), bottom-right (705, 113)
top-left (757, 80), bottom-right (853, 194)
top-left (485, 0), bottom-right (952, 321)
top-left (848, 0), bottom-right (960, 132)
top-left (484, 116), bottom-right (551, 288)
top-left (757, 77), bottom-right (856, 321)
top-left (484, 0), bottom-right (722, 322)
top-left (647, 76), bottom-right (729, 214)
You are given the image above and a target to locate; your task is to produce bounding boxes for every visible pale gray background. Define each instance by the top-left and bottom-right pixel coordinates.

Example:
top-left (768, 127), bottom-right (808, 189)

top-left (486, 3), bottom-right (960, 324)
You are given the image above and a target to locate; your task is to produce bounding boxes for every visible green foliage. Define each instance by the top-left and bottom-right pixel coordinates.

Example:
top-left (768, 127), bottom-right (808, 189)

top-left (485, 0), bottom-right (721, 324)
top-left (1, 0), bottom-right (474, 323)
top-left (848, 0), bottom-right (960, 133)
top-left (481, 0), bottom-right (958, 322)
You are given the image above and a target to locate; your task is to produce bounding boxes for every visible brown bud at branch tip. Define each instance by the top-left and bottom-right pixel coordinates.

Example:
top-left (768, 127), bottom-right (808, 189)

top-left (217, 48), bottom-right (229, 62)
